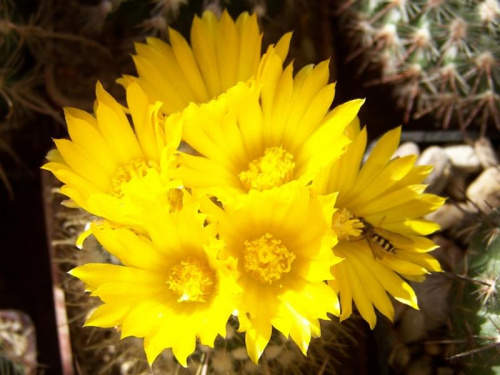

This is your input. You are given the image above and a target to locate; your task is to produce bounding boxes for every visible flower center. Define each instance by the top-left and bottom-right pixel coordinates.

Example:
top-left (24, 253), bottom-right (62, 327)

top-left (109, 159), bottom-right (158, 198)
top-left (166, 257), bottom-right (216, 303)
top-left (239, 146), bottom-right (295, 191)
top-left (243, 233), bottom-right (295, 284)
top-left (331, 208), bottom-right (364, 241)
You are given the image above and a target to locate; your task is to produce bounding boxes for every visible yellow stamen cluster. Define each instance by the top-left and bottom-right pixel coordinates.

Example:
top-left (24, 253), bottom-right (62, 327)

top-left (109, 159), bottom-right (158, 198)
top-left (167, 257), bottom-right (216, 303)
top-left (331, 208), bottom-right (364, 241)
top-left (243, 233), bottom-right (295, 284)
top-left (239, 147), bottom-right (295, 191)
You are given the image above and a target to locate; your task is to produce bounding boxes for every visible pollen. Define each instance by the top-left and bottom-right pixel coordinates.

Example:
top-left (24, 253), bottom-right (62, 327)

top-left (239, 146), bottom-right (295, 191)
top-left (243, 233), bottom-right (295, 284)
top-left (166, 257), bottom-right (216, 303)
top-left (331, 208), bottom-right (364, 241)
top-left (109, 159), bottom-right (158, 198)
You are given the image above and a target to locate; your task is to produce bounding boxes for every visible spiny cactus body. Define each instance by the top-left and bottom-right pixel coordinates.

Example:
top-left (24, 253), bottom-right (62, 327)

top-left (342, 0), bottom-right (500, 133)
top-left (450, 207), bottom-right (500, 373)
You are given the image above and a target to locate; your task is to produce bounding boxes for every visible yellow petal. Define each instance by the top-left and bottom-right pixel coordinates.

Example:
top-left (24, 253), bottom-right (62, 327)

top-left (121, 300), bottom-right (165, 339)
top-left (289, 83), bottom-right (336, 151)
top-left (69, 263), bottom-right (163, 290)
top-left (43, 162), bottom-right (96, 198)
top-left (330, 261), bottom-right (353, 321)
top-left (171, 323), bottom-right (197, 367)
top-left (53, 139), bottom-right (110, 191)
top-left (298, 99), bottom-right (363, 170)
top-left (317, 127), bottom-right (367, 202)
top-left (84, 302), bottom-right (130, 328)
top-left (136, 39), bottom-right (196, 104)
top-left (95, 98), bottom-right (143, 164)
top-left (383, 219), bottom-right (441, 236)
top-left (144, 320), bottom-right (176, 365)
top-left (235, 12), bottom-right (261, 82)
top-left (95, 81), bottom-right (128, 114)
top-left (274, 32), bottom-right (293, 62)
top-left (64, 106), bottom-right (98, 127)
top-left (191, 12), bottom-right (220, 97)
top-left (350, 155), bottom-right (417, 209)
top-left (216, 10), bottom-right (239, 92)
top-left (397, 251), bottom-right (442, 272)
top-left (64, 109), bottom-right (117, 174)
top-left (126, 82), bottom-right (161, 161)
top-left (168, 29), bottom-right (210, 103)
top-left (287, 307), bottom-right (312, 355)
top-left (347, 251), bottom-right (395, 321)
top-left (346, 262), bottom-right (377, 328)
top-left (91, 223), bottom-right (169, 271)
top-left (353, 247), bottom-right (419, 309)
top-left (132, 54), bottom-right (188, 113)
top-left (353, 126), bottom-right (402, 187)
top-left (245, 319), bottom-right (272, 364)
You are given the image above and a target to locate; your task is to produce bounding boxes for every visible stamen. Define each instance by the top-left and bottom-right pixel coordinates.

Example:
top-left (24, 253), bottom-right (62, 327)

top-left (166, 257), bottom-right (216, 303)
top-left (331, 208), bottom-right (364, 241)
top-left (109, 159), bottom-right (158, 198)
top-left (239, 146), bottom-right (295, 191)
top-left (244, 233), bottom-right (295, 284)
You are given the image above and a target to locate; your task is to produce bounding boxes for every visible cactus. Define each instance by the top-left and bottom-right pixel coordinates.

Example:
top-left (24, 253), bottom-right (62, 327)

top-left (448, 206), bottom-right (500, 374)
top-left (0, 310), bottom-right (37, 375)
top-left (340, 0), bottom-right (500, 134)
top-left (0, 356), bottom-right (24, 375)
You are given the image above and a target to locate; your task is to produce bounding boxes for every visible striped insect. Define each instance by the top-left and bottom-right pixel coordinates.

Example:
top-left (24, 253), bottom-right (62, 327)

top-left (358, 217), bottom-right (412, 260)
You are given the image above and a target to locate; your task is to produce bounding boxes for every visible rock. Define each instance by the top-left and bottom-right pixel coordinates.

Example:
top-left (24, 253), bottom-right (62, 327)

top-left (274, 349), bottom-right (297, 367)
top-left (445, 175), bottom-right (467, 201)
top-left (393, 302), bottom-right (408, 323)
top-left (466, 167), bottom-right (500, 214)
top-left (394, 142), bottom-right (420, 158)
top-left (388, 342), bottom-right (411, 369)
top-left (417, 146), bottom-right (451, 195)
top-left (243, 360), bottom-right (261, 373)
top-left (474, 137), bottom-right (499, 168)
top-left (399, 309), bottom-right (426, 343)
top-left (211, 351), bottom-right (234, 373)
top-left (436, 368), bottom-right (455, 375)
top-left (232, 347), bottom-right (250, 361)
top-left (443, 145), bottom-right (482, 173)
top-left (425, 203), bottom-right (466, 231)
top-left (424, 342), bottom-right (442, 356)
top-left (226, 324), bottom-right (235, 339)
top-left (406, 355), bottom-right (433, 375)
top-left (264, 344), bottom-right (284, 360)
top-left (412, 274), bottom-right (452, 328)
top-left (431, 235), bottom-right (465, 271)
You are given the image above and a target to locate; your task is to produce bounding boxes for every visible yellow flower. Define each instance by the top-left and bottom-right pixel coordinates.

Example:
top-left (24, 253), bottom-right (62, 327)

top-left (202, 184), bottom-right (342, 363)
top-left (121, 10), bottom-right (292, 115)
top-left (313, 122), bottom-right (445, 328)
top-left (42, 81), bottom-right (182, 227)
top-left (69, 203), bottom-right (240, 367)
top-left (174, 49), bottom-right (364, 202)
